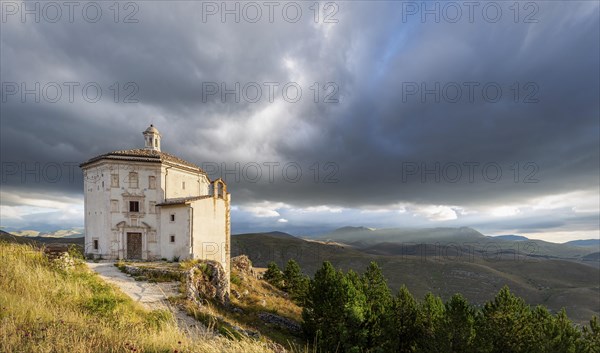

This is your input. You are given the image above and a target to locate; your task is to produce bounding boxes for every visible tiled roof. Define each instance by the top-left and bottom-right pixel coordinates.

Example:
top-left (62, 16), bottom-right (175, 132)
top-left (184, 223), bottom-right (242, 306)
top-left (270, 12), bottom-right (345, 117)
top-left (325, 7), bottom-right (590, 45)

top-left (80, 148), bottom-right (204, 172)
top-left (156, 195), bottom-right (213, 206)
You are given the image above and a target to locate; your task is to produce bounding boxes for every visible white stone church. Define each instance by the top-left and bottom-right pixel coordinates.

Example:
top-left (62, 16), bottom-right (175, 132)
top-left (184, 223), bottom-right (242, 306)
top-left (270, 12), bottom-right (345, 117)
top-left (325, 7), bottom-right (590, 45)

top-left (80, 125), bottom-right (230, 273)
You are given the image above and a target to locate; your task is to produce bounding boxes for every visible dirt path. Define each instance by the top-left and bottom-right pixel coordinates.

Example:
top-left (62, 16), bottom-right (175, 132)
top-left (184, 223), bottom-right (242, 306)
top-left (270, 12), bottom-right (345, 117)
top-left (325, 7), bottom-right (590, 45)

top-left (86, 261), bottom-right (209, 338)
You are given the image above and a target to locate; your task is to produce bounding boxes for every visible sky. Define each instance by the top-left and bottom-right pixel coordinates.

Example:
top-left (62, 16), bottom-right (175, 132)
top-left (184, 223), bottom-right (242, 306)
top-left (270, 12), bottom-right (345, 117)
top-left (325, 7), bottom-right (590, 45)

top-left (1, 1), bottom-right (599, 242)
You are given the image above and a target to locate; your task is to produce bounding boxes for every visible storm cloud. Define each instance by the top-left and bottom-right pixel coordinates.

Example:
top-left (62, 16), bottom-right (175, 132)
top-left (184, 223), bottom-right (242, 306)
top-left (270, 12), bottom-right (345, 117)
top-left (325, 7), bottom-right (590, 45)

top-left (1, 1), bottom-right (598, 240)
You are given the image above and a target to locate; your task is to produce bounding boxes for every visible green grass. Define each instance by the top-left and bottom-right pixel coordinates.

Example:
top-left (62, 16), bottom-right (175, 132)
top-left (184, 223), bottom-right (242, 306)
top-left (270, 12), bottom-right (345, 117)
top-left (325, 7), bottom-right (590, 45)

top-left (0, 241), bottom-right (279, 353)
top-left (230, 273), bottom-right (242, 286)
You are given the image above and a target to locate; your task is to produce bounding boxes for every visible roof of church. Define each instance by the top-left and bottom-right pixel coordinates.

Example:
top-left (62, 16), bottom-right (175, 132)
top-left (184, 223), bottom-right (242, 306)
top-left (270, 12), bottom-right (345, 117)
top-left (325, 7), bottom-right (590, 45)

top-left (144, 124), bottom-right (160, 134)
top-left (79, 148), bottom-right (204, 172)
top-left (156, 195), bottom-right (213, 206)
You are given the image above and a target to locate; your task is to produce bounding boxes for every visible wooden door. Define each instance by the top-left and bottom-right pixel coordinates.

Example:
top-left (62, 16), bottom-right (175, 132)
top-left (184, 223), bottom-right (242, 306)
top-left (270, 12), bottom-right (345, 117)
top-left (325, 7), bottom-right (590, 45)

top-left (126, 233), bottom-right (142, 259)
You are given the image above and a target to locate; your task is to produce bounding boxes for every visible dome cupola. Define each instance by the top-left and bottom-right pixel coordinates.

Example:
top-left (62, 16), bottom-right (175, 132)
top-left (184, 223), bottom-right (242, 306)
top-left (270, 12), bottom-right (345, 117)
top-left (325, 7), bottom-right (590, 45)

top-left (143, 124), bottom-right (161, 151)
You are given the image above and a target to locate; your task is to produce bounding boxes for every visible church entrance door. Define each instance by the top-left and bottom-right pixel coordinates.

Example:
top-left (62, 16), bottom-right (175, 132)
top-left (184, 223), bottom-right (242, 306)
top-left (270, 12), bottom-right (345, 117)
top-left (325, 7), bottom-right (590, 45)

top-left (126, 232), bottom-right (142, 259)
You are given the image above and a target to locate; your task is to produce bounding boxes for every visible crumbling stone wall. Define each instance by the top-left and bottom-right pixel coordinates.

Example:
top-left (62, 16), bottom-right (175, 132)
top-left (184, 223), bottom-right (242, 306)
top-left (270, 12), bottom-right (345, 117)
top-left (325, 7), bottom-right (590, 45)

top-left (121, 265), bottom-right (184, 281)
top-left (44, 244), bottom-right (76, 271)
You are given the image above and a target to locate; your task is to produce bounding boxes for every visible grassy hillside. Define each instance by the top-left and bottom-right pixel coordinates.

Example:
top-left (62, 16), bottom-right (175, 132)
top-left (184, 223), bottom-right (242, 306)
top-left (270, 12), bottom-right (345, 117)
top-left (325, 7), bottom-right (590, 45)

top-left (232, 232), bottom-right (600, 324)
top-left (127, 256), bottom-right (306, 349)
top-left (566, 239), bottom-right (600, 248)
top-left (0, 241), bottom-right (278, 353)
top-left (319, 227), bottom-right (597, 261)
top-left (175, 260), bottom-right (306, 349)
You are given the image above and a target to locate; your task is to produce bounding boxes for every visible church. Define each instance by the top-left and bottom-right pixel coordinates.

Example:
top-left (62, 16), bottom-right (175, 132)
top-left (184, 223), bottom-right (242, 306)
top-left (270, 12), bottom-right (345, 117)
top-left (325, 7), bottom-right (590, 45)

top-left (79, 125), bottom-right (230, 274)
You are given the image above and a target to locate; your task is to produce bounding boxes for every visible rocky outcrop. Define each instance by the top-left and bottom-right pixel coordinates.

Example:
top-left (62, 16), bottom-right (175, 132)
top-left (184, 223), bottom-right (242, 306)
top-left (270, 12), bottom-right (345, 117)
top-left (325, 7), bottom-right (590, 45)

top-left (186, 261), bottom-right (230, 305)
top-left (258, 312), bottom-right (301, 333)
top-left (231, 255), bottom-right (258, 278)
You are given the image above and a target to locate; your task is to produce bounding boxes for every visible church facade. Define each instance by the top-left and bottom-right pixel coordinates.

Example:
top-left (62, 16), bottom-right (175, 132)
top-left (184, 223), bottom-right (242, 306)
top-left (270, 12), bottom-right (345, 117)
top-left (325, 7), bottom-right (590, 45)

top-left (80, 125), bottom-right (230, 274)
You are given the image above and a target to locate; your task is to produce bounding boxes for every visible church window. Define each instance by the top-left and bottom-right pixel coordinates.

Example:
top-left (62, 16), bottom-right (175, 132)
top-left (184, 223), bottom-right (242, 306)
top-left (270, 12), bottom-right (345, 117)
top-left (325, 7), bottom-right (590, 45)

top-left (111, 174), bottom-right (119, 187)
top-left (93, 239), bottom-right (99, 250)
top-left (148, 176), bottom-right (156, 189)
top-left (129, 172), bottom-right (138, 188)
top-left (170, 214), bottom-right (175, 222)
top-left (110, 200), bottom-right (119, 212)
top-left (170, 235), bottom-right (175, 243)
top-left (182, 181), bottom-right (185, 190)
top-left (129, 201), bottom-right (139, 212)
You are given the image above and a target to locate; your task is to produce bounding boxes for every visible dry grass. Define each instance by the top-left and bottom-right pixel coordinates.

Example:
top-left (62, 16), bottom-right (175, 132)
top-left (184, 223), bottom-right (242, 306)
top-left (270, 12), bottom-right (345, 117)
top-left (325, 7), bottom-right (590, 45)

top-left (169, 265), bottom-right (307, 351)
top-left (0, 241), bottom-right (276, 353)
top-left (230, 271), bottom-right (302, 321)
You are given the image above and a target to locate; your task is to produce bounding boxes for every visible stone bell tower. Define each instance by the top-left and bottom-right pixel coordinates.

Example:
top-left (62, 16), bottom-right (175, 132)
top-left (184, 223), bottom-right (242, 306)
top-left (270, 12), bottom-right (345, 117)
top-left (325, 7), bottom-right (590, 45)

top-left (143, 124), bottom-right (161, 151)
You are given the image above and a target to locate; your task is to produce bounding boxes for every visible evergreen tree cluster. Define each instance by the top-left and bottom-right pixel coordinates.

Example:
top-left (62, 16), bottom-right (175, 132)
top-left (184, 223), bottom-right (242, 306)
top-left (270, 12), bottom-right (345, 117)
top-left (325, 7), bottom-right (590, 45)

top-left (263, 260), bottom-right (309, 303)
top-left (300, 261), bottom-right (600, 353)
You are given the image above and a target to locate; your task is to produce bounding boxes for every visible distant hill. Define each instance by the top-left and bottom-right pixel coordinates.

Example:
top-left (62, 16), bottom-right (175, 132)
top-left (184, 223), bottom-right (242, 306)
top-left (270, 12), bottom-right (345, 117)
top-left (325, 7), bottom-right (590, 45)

top-left (232, 231), bottom-right (600, 324)
top-left (564, 239), bottom-right (600, 248)
top-left (319, 226), bottom-right (596, 263)
top-left (7, 228), bottom-right (84, 238)
top-left (236, 231), bottom-right (295, 238)
top-left (7, 229), bottom-right (41, 237)
top-left (0, 230), bottom-right (84, 248)
top-left (583, 252), bottom-right (600, 262)
top-left (322, 226), bottom-right (486, 244)
top-left (328, 226), bottom-right (375, 236)
top-left (493, 235), bottom-right (529, 241)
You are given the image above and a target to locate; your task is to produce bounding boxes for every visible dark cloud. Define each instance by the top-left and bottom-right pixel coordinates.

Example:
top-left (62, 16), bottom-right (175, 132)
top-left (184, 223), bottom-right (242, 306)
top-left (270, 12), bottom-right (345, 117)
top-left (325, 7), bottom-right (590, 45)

top-left (1, 1), bottom-right (598, 236)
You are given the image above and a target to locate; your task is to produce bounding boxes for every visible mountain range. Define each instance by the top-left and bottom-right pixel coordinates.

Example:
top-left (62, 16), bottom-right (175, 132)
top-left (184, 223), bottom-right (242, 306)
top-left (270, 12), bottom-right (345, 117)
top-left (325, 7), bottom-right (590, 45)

top-left (3, 228), bottom-right (84, 238)
top-left (232, 227), bottom-right (599, 324)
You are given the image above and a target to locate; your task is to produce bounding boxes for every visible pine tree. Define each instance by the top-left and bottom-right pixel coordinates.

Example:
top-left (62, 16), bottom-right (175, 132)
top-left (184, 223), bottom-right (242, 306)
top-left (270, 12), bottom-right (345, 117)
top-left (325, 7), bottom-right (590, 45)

top-left (442, 294), bottom-right (475, 353)
top-left (302, 261), bottom-right (346, 352)
top-left (476, 286), bottom-right (536, 353)
top-left (339, 270), bottom-right (368, 353)
top-left (283, 259), bottom-right (309, 301)
top-left (579, 316), bottom-right (600, 353)
top-left (548, 308), bottom-right (580, 353)
top-left (391, 285), bottom-right (422, 353)
top-left (302, 262), bottom-right (369, 353)
top-left (263, 261), bottom-right (283, 289)
top-left (417, 293), bottom-right (446, 353)
top-left (361, 262), bottom-right (394, 352)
